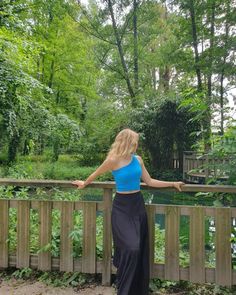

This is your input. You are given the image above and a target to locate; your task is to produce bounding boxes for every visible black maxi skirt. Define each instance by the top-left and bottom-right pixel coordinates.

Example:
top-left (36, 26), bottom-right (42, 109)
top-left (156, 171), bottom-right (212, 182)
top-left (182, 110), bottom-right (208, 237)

top-left (111, 191), bottom-right (150, 295)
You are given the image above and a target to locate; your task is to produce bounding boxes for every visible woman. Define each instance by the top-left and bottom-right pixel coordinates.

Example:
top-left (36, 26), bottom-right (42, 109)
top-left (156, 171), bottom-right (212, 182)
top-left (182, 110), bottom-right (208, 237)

top-left (72, 128), bottom-right (185, 295)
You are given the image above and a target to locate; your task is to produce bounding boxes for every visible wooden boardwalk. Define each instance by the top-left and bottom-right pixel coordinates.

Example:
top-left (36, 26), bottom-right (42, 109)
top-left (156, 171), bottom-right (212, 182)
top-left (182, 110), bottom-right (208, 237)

top-left (183, 151), bottom-right (232, 183)
top-left (0, 179), bottom-right (236, 287)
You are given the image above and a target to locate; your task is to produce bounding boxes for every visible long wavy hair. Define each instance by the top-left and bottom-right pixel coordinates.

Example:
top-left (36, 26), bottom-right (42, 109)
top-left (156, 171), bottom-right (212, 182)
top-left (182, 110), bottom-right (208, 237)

top-left (106, 128), bottom-right (139, 159)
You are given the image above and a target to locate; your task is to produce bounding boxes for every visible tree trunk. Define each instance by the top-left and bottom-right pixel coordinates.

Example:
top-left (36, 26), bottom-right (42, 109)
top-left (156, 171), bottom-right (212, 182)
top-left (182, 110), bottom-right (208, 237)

top-left (158, 67), bottom-right (170, 93)
top-left (189, 0), bottom-right (211, 152)
top-left (157, 6), bottom-right (170, 93)
top-left (80, 97), bottom-right (87, 122)
top-left (207, 0), bottom-right (215, 101)
top-left (48, 53), bottom-right (55, 89)
top-left (41, 53), bottom-right (45, 82)
top-left (219, 71), bottom-right (224, 135)
top-left (7, 133), bottom-right (20, 164)
top-left (133, 0), bottom-right (139, 92)
top-left (205, 0), bottom-right (215, 151)
top-left (36, 57), bottom-right (41, 81)
top-left (22, 139), bottom-right (30, 155)
top-left (219, 1), bottom-right (230, 136)
top-left (151, 68), bottom-right (157, 90)
top-left (107, 0), bottom-right (136, 106)
top-left (52, 139), bottom-right (60, 162)
top-left (189, 0), bottom-right (202, 92)
top-left (56, 88), bottom-right (60, 104)
top-left (163, 66), bottom-right (170, 92)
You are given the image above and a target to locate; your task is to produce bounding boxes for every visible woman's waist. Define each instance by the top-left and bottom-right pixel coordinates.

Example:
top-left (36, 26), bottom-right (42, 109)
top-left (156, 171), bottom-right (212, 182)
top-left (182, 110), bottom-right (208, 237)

top-left (114, 190), bottom-right (142, 199)
top-left (115, 189), bottom-right (141, 195)
top-left (114, 182), bottom-right (141, 192)
top-left (112, 190), bottom-right (146, 214)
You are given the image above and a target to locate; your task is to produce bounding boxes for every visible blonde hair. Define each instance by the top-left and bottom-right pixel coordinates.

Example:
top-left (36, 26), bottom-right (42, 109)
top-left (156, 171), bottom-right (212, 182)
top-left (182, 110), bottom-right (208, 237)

top-left (106, 128), bottom-right (139, 159)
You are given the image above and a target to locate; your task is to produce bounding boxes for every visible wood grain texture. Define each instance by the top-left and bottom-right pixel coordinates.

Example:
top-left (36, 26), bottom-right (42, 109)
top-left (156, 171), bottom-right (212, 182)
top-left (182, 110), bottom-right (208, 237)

top-left (165, 206), bottom-right (180, 280)
top-left (190, 207), bottom-right (205, 283)
top-left (17, 200), bottom-right (30, 268)
top-left (82, 201), bottom-right (96, 273)
top-left (215, 208), bottom-right (232, 286)
top-left (0, 200), bottom-right (9, 268)
top-left (102, 189), bottom-right (112, 285)
top-left (60, 201), bottom-right (74, 272)
top-left (38, 201), bottom-right (52, 271)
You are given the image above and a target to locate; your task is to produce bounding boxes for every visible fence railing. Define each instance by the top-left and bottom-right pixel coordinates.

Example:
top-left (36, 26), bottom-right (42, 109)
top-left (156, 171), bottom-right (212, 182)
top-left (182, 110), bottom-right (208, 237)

top-left (0, 179), bottom-right (236, 287)
top-left (183, 151), bottom-right (233, 182)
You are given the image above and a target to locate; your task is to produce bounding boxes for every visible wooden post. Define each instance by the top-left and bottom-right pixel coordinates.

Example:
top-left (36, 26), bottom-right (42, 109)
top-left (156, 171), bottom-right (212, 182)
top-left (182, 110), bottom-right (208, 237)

top-left (17, 200), bottom-right (30, 268)
top-left (82, 201), bottom-right (97, 273)
top-left (146, 205), bottom-right (155, 278)
top-left (0, 200), bottom-right (9, 268)
top-left (165, 206), bottom-right (180, 280)
top-left (190, 207), bottom-right (205, 283)
top-left (215, 208), bottom-right (232, 287)
top-left (60, 201), bottom-right (74, 272)
top-left (38, 201), bottom-right (52, 271)
top-left (183, 152), bottom-right (186, 180)
top-left (102, 188), bottom-right (112, 286)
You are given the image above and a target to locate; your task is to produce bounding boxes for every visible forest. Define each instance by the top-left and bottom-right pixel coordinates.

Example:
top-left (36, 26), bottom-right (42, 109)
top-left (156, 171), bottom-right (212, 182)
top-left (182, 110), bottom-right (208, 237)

top-left (0, 0), bottom-right (235, 181)
top-left (0, 1), bottom-right (236, 294)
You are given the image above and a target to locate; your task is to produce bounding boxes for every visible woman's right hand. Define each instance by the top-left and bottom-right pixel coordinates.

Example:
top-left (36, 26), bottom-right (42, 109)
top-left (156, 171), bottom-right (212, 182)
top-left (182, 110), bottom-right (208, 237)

top-left (72, 180), bottom-right (86, 189)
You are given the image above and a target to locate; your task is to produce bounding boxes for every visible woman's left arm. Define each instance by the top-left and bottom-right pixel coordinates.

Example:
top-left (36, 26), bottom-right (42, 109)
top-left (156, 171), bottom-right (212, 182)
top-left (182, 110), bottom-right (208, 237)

top-left (137, 155), bottom-right (185, 192)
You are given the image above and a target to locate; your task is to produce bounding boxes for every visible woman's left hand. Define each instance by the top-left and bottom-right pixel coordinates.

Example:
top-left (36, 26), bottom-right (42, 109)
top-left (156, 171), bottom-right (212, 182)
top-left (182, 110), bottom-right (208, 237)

top-left (72, 180), bottom-right (86, 189)
top-left (173, 181), bottom-right (185, 192)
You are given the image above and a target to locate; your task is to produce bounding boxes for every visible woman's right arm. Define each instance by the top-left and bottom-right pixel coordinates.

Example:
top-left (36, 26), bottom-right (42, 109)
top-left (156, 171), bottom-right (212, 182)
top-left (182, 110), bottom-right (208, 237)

top-left (72, 157), bottom-right (115, 189)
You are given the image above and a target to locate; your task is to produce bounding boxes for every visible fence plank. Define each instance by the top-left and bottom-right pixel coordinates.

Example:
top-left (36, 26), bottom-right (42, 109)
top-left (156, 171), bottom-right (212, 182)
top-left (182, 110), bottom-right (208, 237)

top-left (102, 188), bottom-right (112, 285)
top-left (0, 183), bottom-right (234, 287)
top-left (0, 200), bottom-right (9, 268)
top-left (82, 202), bottom-right (96, 273)
top-left (190, 207), bottom-right (205, 283)
top-left (60, 201), bottom-right (74, 272)
top-left (165, 206), bottom-right (180, 280)
top-left (17, 200), bottom-right (30, 268)
top-left (38, 201), bottom-right (52, 271)
top-left (146, 205), bottom-right (155, 278)
top-left (215, 208), bottom-right (232, 286)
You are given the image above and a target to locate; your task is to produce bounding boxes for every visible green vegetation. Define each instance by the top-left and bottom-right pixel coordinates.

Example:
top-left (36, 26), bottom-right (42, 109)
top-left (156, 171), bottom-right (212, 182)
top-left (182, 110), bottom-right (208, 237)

top-left (0, 0), bottom-right (236, 293)
top-left (0, 185), bottom-right (231, 270)
top-left (0, 154), bottom-right (112, 180)
top-left (0, 0), bottom-right (235, 171)
top-left (0, 267), bottom-right (235, 294)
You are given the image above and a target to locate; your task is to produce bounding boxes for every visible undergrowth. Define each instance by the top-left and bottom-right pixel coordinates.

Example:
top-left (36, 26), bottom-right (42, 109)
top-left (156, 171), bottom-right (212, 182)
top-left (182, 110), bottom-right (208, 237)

top-left (0, 268), bottom-right (235, 294)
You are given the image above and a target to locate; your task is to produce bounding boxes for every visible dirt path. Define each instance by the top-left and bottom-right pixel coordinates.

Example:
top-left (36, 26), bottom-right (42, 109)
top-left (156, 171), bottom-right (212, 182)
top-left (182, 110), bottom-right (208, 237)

top-left (0, 278), bottom-right (116, 295)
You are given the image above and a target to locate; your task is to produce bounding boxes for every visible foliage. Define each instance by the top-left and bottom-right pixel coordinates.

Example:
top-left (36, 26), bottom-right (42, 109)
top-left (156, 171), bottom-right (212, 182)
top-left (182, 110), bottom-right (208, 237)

top-left (0, 268), bottom-right (101, 288)
top-left (129, 97), bottom-right (200, 172)
top-left (0, 154), bottom-right (112, 180)
top-left (1, 0), bottom-right (235, 170)
top-left (209, 124), bottom-right (236, 185)
top-left (0, 0), bottom-right (98, 163)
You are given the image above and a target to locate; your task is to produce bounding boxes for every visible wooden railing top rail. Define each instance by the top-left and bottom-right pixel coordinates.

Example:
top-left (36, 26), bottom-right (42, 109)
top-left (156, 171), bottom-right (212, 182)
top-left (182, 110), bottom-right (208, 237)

top-left (184, 150), bottom-right (235, 154)
top-left (0, 178), bottom-right (236, 193)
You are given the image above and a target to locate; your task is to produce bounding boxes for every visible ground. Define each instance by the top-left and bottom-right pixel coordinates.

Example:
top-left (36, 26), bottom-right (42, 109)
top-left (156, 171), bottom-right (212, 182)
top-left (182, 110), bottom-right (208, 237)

top-left (0, 278), bottom-right (116, 295)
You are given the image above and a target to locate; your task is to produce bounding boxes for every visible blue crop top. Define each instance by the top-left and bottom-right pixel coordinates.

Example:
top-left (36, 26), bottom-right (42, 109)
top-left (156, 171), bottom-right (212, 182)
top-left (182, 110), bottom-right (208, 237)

top-left (112, 153), bottom-right (142, 192)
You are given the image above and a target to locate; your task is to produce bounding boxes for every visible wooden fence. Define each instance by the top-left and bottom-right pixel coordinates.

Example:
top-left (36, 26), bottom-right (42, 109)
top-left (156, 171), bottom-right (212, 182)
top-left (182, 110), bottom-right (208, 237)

top-left (0, 179), bottom-right (236, 287)
top-left (183, 151), bottom-right (232, 183)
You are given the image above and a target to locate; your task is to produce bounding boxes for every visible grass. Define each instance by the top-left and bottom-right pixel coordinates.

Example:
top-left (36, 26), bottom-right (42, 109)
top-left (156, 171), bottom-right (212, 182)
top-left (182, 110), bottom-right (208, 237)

top-left (0, 154), bottom-right (112, 181)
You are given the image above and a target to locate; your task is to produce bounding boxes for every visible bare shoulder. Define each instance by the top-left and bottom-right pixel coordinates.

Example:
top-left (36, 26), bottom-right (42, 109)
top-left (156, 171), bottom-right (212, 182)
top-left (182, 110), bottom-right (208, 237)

top-left (104, 156), bottom-right (118, 169)
top-left (135, 154), bottom-right (143, 165)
